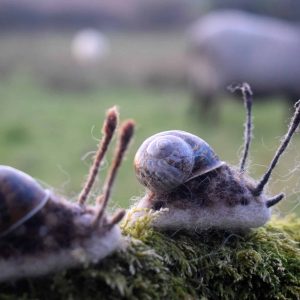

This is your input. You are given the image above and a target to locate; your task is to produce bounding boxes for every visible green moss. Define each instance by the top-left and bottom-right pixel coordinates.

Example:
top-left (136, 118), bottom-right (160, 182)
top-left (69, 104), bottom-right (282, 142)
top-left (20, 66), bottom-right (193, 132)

top-left (1, 213), bottom-right (299, 300)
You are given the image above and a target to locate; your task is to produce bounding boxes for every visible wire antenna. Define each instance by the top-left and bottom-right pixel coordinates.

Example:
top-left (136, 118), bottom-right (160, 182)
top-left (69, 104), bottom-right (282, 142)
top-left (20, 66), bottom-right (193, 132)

top-left (94, 120), bottom-right (135, 227)
top-left (254, 100), bottom-right (300, 196)
top-left (228, 82), bottom-right (254, 173)
top-left (240, 83), bottom-right (253, 172)
top-left (78, 107), bottom-right (118, 206)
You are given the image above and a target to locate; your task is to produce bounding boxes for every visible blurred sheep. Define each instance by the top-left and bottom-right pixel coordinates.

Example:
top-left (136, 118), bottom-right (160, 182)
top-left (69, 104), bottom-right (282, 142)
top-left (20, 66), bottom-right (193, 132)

top-left (187, 10), bottom-right (300, 116)
top-left (71, 29), bottom-right (110, 65)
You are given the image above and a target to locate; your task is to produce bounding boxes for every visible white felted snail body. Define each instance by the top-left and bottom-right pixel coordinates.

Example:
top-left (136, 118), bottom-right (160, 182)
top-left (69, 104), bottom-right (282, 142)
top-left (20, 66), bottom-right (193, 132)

top-left (0, 107), bottom-right (134, 283)
top-left (133, 86), bottom-right (300, 231)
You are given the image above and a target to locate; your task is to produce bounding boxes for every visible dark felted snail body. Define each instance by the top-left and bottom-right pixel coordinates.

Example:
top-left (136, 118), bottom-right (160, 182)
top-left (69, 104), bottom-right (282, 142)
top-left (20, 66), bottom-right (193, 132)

top-left (0, 165), bottom-right (122, 283)
top-left (0, 165), bottom-right (114, 256)
top-left (133, 86), bottom-right (300, 231)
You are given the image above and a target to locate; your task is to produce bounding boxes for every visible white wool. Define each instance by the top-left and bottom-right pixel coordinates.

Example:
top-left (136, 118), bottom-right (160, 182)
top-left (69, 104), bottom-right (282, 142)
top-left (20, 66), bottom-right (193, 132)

top-left (0, 225), bottom-right (121, 283)
top-left (134, 196), bottom-right (271, 231)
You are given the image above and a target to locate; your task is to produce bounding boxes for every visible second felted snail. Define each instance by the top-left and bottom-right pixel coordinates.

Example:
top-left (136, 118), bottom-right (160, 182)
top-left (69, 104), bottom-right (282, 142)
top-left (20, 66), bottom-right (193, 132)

top-left (0, 107), bottom-right (134, 283)
top-left (133, 84), bottom-right (300, 231)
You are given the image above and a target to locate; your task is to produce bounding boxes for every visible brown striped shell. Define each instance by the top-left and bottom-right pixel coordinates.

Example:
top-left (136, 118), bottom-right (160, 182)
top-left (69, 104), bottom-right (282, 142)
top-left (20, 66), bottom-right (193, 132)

top-left (134, 130), bottom-right (224, 193)
top-left (0, 165), bottom-right (49, 238)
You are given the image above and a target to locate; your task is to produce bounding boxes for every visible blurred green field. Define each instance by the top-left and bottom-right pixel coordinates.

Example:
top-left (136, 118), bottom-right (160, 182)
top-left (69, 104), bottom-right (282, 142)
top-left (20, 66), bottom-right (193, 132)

top-left (0, 31), bottom-right (299, 217)
top-left (1, 75), bottom-right (299, 215)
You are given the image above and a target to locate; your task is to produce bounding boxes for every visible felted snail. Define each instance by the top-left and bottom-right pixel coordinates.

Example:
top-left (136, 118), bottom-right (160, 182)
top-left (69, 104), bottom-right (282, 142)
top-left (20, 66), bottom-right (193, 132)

top-left (134, 84), bottom-right (300, 231)
top-left (0, 107), bottom-right (134, 283)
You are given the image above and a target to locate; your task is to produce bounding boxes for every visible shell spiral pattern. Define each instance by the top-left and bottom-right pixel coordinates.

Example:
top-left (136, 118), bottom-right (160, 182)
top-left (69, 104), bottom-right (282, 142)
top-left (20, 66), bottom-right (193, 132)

top-left (134, 130), bottom-right (224, 193)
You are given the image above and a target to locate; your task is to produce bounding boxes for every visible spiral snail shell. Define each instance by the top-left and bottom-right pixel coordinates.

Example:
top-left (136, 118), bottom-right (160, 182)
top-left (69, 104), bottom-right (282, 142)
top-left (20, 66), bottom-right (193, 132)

top-left (0, 166), bottom-right (50, 238)
top-left (134, 130), bottom-right (224, 192)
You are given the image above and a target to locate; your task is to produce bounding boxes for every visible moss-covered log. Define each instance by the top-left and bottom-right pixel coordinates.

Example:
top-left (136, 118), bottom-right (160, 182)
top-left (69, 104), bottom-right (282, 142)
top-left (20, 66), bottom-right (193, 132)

top-left (1, 213), bottom-right (299, 300)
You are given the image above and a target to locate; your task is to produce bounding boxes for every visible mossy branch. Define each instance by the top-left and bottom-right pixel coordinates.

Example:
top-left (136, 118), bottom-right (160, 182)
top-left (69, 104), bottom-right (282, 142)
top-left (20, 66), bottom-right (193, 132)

top-left (1, 213), bottom-right (300, 300)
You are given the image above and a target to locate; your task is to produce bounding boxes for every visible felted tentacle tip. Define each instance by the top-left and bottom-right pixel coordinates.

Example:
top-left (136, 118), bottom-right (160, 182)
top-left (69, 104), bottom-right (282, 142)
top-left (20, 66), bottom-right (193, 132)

top-left (104, 106), bottom-right (119, 136)
top-left (120, 120), bottom-right (135, 143)
top-left (241, 82), bottom-right (253, 96)
top-left (227, 82), bottom-right (253, 97)
top-left (266, 193), bottom-right (285, 208)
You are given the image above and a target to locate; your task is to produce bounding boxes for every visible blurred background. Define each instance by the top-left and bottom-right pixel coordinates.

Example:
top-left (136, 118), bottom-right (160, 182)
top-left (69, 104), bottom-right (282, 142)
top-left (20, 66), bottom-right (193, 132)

top-left (0, 0), bottom-right (299, 216)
